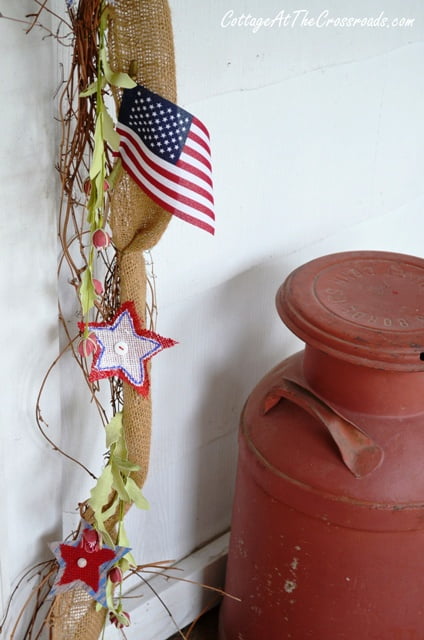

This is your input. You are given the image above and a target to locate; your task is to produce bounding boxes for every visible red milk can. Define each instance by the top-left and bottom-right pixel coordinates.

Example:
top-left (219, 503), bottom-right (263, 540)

top-left (219, 250), bottom-right (424, 640)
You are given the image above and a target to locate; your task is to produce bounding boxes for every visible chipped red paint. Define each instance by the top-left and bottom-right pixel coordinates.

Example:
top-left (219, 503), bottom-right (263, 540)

top-left (220, 251), bottom-right (424, 640)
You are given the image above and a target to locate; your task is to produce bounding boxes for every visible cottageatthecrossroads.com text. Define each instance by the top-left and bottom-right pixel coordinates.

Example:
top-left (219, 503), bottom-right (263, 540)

top-left (221, 9), bottom-right (415, 33)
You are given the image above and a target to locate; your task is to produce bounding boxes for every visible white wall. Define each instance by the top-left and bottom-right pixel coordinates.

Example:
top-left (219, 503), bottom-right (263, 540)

top-left (145, 0), bottom-right (424, 560)
top-left (0, 0), bottom-right (63, 626)
top-left (1, 0), bottom-right (423, 637)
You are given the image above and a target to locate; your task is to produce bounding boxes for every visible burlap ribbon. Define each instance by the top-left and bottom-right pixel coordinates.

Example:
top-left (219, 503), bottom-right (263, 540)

top-left (51, 1), bottom-right (176, 637)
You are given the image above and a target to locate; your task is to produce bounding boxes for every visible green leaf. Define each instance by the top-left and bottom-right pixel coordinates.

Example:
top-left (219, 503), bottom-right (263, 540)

top-left (101, 104), bottom-right (120, 152)
top-left (118, 556), bottom-right (131, 574)
top-left (95, 495), bottom-right (120, 548)
top-left (113, 457), bottom-right (140, 473)
top-left (111, 462), bottom-right (130, 502)
top-left (80, 76), bottom-right (106, 98)
top-left (100, 528), bottom-right (115, 549)
top-left (115, 610), bottom-right (131, 627)
top-left (88, 464), bottom-right (116, 546)
top-left (125, 477), bottom-right (149, 510)
top-left (106, 412), bottom-right (123, 449)
top-left (99, 5), bottom-right (110, 32)
top-left (118, 525), bottom-right (137, 569)
top-left (89, 115), bottom-right (105, 181)
top-left (86, 185), bottom-right (98, 226)
top-left (117, 522), bottom-right (131, 547)
top-left (100, 494), bottom-right (120, 523)
top-left (113, 426), bottom-right (128, 461)
top-left (79, 268), bottom-right (95, 316)
top-left (88, 464), bottom-right (114, 516)
top-left (93, 170), bottom-right (105, 212)
top-left (107, 69), bottom-right (137, 89)
top-left (79, 81), bottom-right (97, 98)
top-left (106, 160), bottom-right (122, 190)
top-left (106, 577), bottom-right (115, 612)
top-left (100, 47), bottom-right (137, 89)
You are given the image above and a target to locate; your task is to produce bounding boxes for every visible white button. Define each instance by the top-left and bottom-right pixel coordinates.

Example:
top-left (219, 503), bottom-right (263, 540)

top-left (114, 341), bottom-right (128, 356)
top-left (77, 557), bottom-right (88, 568)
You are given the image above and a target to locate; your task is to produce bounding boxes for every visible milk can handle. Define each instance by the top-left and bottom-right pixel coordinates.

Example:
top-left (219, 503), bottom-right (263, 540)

top-left (263, 378), bottom-right (383, 478)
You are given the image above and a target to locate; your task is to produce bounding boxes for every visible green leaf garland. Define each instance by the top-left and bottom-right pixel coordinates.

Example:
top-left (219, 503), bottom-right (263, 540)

top-left (87, 412), bottom-right (149, 547)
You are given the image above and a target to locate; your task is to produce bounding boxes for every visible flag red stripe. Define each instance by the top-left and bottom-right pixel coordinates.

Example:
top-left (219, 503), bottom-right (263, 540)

top-left (187, 129), bottom-right (211, 155)
top-left (122, 159), bottom-right (215, 235)
top-left (177, 157), bottom-right (213, 188)
top-left (117, 128), bottom-right (214, 205)
top-left (117, 124), bottom-right (213, 190)
top-left (192, 115), bottom-right (210, 140)
top-left (183, 143), bottom-right (212, 172)
top-left (119, 144), bottom-right (215, 219)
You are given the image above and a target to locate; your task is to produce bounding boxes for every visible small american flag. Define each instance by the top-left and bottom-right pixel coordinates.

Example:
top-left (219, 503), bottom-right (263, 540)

top-left (117, 85), bottom-right (215, 235)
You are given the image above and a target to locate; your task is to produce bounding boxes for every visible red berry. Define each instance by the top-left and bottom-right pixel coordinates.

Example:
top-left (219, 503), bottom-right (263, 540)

top-left (92, 229), bottom-right (111, 249)
top-left (108, 567), bottom-right (123, 584)
top-left (93, 278), bottom-right (104, 295)
top-left (83, 178), bottom-right (92, 196)
top-left (109, 611), bottom-right (130, 628)
top-left (77, 333), bottom-right (98, 358)
top-left (83, 178), bottom-right (109, 195)
top-left (81, 528), bottom-right (101, 553)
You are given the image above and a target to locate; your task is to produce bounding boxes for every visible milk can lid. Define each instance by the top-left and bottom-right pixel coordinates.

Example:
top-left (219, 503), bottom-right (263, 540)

top-left (277, 251), bottom-right (424, 370)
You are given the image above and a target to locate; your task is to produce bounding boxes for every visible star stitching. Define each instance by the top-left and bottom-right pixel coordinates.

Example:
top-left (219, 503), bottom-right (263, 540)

top-left (49, 524), bottom-right (130, 607)
top-left (79, 301), bottom-right (176, 396)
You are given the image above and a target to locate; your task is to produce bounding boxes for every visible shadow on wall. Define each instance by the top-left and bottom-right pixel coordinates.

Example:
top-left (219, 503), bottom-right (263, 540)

top-left (179, 257), bottom-right (302, 548)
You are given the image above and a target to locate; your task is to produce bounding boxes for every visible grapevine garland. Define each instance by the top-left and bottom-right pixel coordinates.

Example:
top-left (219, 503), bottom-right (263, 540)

top-left (0, 1), bottom-right (226, 637)
top-left (53, 0), bottom-right (178, 633)
top-left (1, 0), bottom-right (171, 636)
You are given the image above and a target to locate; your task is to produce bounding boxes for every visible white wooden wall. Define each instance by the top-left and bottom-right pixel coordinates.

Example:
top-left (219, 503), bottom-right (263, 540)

top-left (1, 0), bottom-right (424, 638)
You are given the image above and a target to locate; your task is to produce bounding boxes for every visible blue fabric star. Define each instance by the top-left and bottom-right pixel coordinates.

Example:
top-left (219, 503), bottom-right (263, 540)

top-left (49, 523), bottom-right (130, 608)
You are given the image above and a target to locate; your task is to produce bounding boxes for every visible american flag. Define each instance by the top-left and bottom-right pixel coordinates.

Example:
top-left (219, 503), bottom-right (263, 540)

top-left (117, 85), bottom-right (215, 235)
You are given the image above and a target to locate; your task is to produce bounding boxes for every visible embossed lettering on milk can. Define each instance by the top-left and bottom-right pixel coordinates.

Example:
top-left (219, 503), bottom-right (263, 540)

top-left (219, 251), bottom-right (424, 640)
